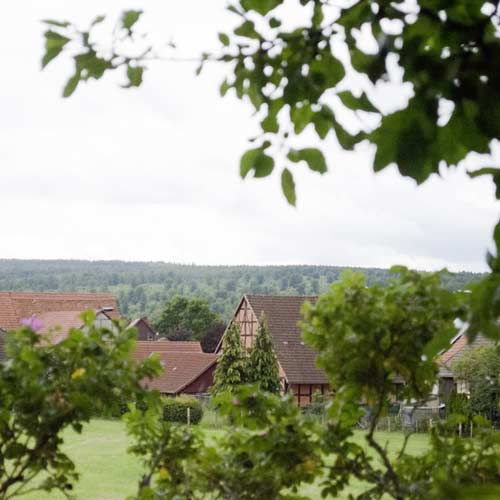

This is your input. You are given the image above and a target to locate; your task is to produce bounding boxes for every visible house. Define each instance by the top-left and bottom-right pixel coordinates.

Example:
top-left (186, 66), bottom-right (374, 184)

top-left (439, 330), bottom-right (496, 395)
top-left (127, 317), bottom-right (157, 340)
top-left (0, 291), bottom-right (119, 344)
top-left (390, 330), bottom-right (496, 415)
top-left (218, 295), bottom-right (329, 406)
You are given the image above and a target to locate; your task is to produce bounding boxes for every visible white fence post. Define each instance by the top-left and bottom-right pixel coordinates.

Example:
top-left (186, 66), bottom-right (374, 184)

top-left (187, 407), bottom-right (191, 427)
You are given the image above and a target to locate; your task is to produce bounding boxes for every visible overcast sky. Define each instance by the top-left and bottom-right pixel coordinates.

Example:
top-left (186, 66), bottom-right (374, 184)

top-left (1, 1), bottom-right (499, 272)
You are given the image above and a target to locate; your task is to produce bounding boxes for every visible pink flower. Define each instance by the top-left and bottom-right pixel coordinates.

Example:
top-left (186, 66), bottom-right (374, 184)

top-left (21, 315), bottom-right (44, 332)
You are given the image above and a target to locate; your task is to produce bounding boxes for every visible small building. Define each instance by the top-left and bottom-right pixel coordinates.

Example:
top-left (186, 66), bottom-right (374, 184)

top-left (127, 317), bottom-right (157, 340)
top-left (142, 351), bottom-right (218, 396)
top-left (218, 295), bottom-right (329, 406)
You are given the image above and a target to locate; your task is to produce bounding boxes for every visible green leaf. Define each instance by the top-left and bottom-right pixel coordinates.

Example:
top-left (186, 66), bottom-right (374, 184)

top-left (234, 20), bottom-right (261, 40)
top-left (63, 73), bottom-right (80, 98)
top-left (42, 30), bottom-right (70, 68)
top-left (312, 2), bottom-right (324, 27)
top-left (42, 20), bottom-right (70, 28)
top-left (290, 104), bottom-right (313, 134)
top-left (42, 47), bottom-right (64, 69)
top-left (44, 30), bottom-right (70, 50)
top-left (261, 99), bottom-right (283, 133)
top-left (468, 168), bottom-right (500, 198)
top-left (122, 10), bottom-right (142, 31)
top-left (218, 33), bottom-right (230, 46)
top-left (310, 52), bottom-right (345, 88)
top-left (126, 65), bottom-right (144, 87)
top-left (287, 148), bottom-right (327, 174)
top-left (281, 168), bottom-right (296, 205)
top-left (468, 167), bottom-right (500, 179)
top-left (91, 15), bottom-right (106, 26)
top-left (5, 443), bottom-right (26, 459)
top-left (269, 17), bottom-right (281, 28)
top-left (220, 79), bottom-right (231, 97)
top-left (312, 105), bottom-right (334, 139)
top-left (241, 0), bottom-right (283, 16)
top-left (240, 148), bottom-right (275, 178)
top-left (337, 91), bottom-right (378, 113)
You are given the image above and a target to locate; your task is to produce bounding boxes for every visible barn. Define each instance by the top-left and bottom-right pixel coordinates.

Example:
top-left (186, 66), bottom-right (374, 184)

top-left (218, 295), bottom-right (329, 406)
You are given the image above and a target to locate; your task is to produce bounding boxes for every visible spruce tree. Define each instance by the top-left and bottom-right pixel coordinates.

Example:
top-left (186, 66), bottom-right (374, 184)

top-left (212, 322), bottom-right (247, 394)
top-left (247, 314), bottom-right (280, 394)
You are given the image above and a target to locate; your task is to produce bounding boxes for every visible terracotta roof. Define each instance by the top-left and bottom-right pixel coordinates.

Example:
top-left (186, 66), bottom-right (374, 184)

top-left (132, 340), bottom-right (202, 361)
top-left (440, 332), bottom-right (496, 366)
top-left (36, 310), bottom-right (86, 344)
top-left (245, 295), bottom-right (327, 385)
top-left (143, 351), bottom-right (217, 394)
top-left (0, 291), bottom-right (119, 331)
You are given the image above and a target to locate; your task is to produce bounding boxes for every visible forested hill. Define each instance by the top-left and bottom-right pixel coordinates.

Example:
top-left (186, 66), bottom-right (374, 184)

top-left (0, 260), bottom-right (484, 322)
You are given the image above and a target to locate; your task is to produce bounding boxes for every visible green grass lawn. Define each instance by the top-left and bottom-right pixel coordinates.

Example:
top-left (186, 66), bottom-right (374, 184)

top-left (23, 419), bottom-right (430, 500)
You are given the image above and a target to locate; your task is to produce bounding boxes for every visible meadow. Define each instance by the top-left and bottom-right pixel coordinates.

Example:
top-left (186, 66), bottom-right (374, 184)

top-left (23, 419), bottom-right (431, 500)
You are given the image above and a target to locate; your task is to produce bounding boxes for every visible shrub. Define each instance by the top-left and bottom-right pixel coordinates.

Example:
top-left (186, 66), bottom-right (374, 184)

top-left (162, 395), bottom-right (203, 425)
top-left (447, 391), bottom-right (471, 418)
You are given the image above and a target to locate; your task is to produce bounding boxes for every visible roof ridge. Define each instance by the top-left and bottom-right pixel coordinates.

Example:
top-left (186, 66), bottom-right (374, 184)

top-left (0, 290), bottom-right (115, 299)
top-left (246, 294), bottom-right (318, 298)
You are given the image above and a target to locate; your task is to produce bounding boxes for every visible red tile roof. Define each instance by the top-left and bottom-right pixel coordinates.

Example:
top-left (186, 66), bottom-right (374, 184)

top-left (132, 340), bottom-right (202, 361)
top-left (143, 351), bottom-right (217, 394)
top-left (440, 332), bottom-right (496, 366)
top-left (0, 291), bottom-right (119, 331)
top-left (245, 295), bottom-right (327, 385)
top-left (36, 310), bottom-right (86, 344)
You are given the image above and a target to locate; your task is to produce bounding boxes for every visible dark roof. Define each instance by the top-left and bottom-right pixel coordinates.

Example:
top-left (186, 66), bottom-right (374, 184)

top-left (0, 291), bottom-right (119, 331)
top-left (245, 295), bottom-right (327, 385)
top-left (143, 351), bottom-right (217, 394)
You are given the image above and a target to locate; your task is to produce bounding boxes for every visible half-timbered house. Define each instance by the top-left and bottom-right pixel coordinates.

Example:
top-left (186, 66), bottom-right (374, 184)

top-left (218, 295), bottom-right (329, 406)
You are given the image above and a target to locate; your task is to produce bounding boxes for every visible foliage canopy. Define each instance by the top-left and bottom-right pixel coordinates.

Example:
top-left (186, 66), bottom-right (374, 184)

top-left (453, 345), bottom-right (500, 422)
top-left (154, 295), bottom-right (221, 341)
top-left (212, 322), bottom-right (248, 393)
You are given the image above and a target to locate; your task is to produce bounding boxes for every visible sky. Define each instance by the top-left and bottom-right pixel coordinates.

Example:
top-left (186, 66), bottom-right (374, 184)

top-left (1, 1), bottom-right (499, 272)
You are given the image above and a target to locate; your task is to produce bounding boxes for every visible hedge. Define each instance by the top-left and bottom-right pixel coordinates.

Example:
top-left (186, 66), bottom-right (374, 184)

top-left (162, 395), bottom-right (203, 424)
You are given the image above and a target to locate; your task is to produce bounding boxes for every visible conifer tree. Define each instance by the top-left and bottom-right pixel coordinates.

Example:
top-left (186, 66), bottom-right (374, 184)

top-left (212, 322), bottom-right (247, 394)
top-left (247, 314), bottom-right (280, 394)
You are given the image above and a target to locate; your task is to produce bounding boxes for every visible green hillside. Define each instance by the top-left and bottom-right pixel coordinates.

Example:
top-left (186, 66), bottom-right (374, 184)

top-left (0, 260), bottom-right (484, 322)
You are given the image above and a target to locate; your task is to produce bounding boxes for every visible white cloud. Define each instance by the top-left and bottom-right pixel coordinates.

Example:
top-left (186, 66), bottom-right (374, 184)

top-left (0, 0), bottom-right (498, 272)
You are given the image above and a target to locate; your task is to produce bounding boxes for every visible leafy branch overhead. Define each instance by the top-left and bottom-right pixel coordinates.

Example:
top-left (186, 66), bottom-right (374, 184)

top-left (42, 1), bottom-right (500, 205)
top-left (42, 10), bottom-right (148, 97)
